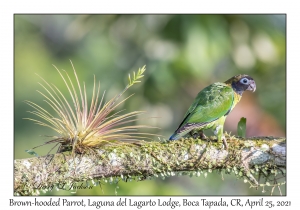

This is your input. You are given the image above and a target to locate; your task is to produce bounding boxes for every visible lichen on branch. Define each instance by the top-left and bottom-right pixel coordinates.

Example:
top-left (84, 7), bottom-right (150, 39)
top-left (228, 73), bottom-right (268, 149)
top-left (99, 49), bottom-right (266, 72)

top-left (14, 135), bottom-right (286, 196)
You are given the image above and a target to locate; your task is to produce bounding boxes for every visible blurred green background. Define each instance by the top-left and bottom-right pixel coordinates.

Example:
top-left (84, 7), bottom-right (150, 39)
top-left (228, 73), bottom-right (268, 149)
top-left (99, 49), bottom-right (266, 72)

top-left (14, 14), bottom-right (286, 195)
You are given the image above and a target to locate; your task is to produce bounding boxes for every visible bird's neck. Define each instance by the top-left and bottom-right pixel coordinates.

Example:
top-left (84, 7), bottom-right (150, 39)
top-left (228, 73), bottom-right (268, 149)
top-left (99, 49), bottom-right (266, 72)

top-left (231, 82), bottom-right (244, 96)
top-left (233, 91), bottom-right (242, 104)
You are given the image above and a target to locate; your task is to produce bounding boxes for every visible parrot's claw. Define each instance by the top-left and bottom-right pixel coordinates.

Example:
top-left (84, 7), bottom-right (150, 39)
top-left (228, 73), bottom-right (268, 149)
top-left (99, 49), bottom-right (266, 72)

top-left (191, 133), bottom-right (198, 139)
top-left (191, 130), bottom-right (207, 140)
top-left (222, 136), bottom-right (228, 150)
top-left (199, 131), bottom-right (207, 140)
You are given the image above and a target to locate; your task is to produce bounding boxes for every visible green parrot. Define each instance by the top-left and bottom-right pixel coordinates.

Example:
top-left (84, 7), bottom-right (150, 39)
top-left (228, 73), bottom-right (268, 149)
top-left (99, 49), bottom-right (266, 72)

top-left (169, 74), bottom-right (256, 148)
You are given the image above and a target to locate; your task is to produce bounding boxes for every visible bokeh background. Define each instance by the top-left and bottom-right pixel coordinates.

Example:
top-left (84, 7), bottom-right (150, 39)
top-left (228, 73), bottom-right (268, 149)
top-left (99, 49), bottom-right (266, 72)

top-left (14, 14), bottom-right (286, 195)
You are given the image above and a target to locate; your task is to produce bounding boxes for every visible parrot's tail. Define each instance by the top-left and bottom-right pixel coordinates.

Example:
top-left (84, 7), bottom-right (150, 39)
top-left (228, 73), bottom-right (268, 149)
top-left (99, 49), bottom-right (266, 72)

top-left (169, 133), bottom-right (179, 140)
top-left (169, 127), bottom-right (193, 140)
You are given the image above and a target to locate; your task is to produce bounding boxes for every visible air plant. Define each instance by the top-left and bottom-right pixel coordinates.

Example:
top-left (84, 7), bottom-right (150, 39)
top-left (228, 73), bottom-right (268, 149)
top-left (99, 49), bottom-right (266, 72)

top-left (25, 61), bottom-right (156, 156)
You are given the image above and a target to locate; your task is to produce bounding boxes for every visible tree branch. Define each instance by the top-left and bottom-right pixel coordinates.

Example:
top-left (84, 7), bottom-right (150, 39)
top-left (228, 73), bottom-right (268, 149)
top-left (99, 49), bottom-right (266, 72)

top-left (14, 136), bottom-right (286, 195)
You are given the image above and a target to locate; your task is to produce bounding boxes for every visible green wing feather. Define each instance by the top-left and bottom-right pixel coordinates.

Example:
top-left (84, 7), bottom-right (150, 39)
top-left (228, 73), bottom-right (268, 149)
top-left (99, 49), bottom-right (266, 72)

top-left (171, 83), bottom-right (234, 139)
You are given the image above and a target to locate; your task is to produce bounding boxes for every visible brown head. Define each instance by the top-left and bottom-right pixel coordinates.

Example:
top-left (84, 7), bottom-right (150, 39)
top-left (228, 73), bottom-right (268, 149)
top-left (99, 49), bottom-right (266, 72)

top-left (225, 74), bottom-right (256, 95)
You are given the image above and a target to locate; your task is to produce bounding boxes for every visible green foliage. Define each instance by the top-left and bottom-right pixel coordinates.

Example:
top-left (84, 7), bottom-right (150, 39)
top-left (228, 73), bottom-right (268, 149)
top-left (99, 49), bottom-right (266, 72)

top-left (237, 117), bottom-right (247, 137)
top-left (128, 65), bottom-right (146, 87)
top-left (25, 149), bottom-right (39, 157)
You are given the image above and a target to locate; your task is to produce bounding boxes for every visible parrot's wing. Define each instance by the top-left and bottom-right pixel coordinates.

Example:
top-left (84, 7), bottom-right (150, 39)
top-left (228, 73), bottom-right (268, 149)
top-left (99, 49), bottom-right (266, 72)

top-left (175, 83), bottom-right (234, 133)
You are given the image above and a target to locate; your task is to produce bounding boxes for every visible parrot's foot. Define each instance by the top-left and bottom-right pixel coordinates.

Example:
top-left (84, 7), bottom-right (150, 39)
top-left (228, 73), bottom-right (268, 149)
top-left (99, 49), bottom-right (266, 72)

top-left (191, 130), bottom-right (207, 140)
top-left (199, 131), bottom-right (207, 140)
top-left (222, 136), bottom-right (228, 150)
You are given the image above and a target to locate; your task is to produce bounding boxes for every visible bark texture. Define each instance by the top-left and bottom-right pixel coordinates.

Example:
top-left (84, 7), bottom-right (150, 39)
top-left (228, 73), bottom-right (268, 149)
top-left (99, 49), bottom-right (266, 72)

top-left (14, 136), bottom-right (286, 195)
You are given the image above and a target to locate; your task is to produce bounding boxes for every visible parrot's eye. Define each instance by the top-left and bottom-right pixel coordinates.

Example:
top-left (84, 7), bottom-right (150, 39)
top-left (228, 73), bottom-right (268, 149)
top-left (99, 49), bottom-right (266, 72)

top-left (240, 78), bottom-right (249, 84)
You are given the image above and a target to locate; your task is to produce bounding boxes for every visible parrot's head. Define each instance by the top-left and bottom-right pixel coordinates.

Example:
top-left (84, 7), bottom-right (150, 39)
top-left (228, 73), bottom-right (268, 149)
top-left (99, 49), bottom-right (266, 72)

top-left (225, 74), bottom-right (256, 95)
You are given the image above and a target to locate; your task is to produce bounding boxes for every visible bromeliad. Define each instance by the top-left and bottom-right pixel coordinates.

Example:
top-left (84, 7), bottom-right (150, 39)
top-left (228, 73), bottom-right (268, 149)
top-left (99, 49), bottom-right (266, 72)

top-left (25, 62), bottom-right (156, 156)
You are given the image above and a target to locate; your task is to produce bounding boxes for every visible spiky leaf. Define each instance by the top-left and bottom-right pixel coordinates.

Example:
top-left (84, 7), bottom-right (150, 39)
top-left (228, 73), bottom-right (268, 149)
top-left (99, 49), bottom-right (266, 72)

top-left (25, 62), bottom-right (158, 155)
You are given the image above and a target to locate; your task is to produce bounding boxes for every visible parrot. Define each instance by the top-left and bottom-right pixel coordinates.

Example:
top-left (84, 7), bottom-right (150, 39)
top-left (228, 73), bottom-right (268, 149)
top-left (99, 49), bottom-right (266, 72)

top-left (169, 74), bottom-right (256, 149)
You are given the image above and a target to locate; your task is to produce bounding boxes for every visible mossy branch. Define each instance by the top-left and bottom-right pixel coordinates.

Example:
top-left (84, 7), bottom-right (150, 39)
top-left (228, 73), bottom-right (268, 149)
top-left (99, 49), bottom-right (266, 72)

top-left (14, 135), bottom-right (286, 195)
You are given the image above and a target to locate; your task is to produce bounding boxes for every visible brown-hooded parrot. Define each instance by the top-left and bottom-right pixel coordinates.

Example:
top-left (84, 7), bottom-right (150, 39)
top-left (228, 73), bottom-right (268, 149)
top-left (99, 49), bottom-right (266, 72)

top-left (169, 74), bottom-right (256, 149)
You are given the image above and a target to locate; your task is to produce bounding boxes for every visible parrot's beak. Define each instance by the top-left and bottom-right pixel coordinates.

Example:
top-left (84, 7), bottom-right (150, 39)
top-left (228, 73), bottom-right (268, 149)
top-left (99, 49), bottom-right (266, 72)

top-left (247, 81), bottom-right (256, 92)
